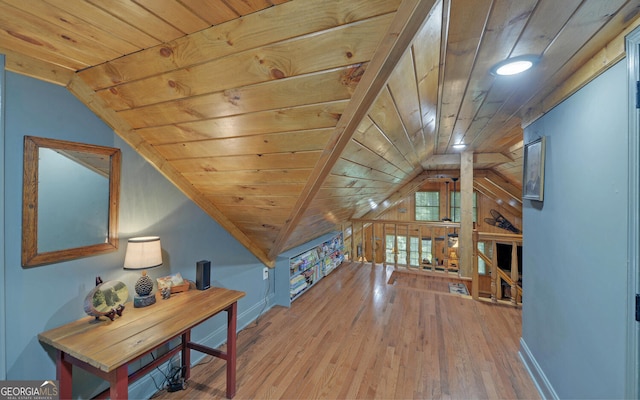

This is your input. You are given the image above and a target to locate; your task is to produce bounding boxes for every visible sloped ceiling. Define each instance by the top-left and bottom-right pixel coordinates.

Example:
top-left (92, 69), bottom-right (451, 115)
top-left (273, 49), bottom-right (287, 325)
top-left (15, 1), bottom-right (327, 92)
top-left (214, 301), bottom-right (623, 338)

top-left (1, 0), bottom-right (639, 266)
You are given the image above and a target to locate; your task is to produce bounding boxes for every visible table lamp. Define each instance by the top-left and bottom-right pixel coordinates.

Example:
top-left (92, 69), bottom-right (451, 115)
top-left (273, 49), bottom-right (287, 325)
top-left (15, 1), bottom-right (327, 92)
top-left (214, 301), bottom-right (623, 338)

top-left (449, 236), bottom-right (459, 261)
top-left (124, 236), bottom-right (162, 308)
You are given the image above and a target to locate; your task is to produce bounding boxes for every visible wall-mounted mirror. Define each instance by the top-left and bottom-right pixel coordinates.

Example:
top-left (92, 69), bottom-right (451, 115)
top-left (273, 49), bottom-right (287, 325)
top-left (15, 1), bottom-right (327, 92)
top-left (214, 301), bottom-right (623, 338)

top-left (22, 136), bottom-right (121, 267)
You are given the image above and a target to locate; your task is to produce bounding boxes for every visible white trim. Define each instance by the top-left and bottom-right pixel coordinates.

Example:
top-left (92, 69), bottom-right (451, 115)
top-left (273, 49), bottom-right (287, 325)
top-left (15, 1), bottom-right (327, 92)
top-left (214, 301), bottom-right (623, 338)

top-left (519, 339), bottom-right (558, 400)
top-left (625, 28), bottom-right (640, 400)
top-left (0, 54), bottom-right (6, 380)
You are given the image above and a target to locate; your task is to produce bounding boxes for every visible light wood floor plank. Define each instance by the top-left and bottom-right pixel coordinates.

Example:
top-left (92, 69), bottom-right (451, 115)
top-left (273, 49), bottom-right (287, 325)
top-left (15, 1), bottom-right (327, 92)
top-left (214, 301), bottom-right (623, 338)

top-left (152, 262), bottom-right (539, 399)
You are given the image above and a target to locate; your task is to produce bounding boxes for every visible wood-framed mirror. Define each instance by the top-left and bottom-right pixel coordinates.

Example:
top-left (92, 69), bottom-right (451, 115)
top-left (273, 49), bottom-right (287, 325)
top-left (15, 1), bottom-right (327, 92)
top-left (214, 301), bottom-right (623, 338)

top-left (22, 136), bottom-right (121, 267)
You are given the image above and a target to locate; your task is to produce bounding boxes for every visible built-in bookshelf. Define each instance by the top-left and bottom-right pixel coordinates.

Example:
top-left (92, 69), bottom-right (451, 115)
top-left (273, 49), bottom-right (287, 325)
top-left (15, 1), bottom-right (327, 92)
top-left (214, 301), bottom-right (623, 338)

top-left (276, 232), bottom-right (344, 302)
top-left (289, 248), bottom-right (320, 300)
top-left (288, 232), bottom-right (344, 301)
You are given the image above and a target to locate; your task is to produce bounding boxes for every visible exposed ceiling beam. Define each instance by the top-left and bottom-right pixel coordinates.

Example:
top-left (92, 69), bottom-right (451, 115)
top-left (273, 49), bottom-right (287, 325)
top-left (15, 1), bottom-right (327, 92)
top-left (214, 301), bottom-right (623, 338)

top-left (474, 169), bottom-right (522, 206)
top-left (422, 152), bottom-right (512, 168)
top-left (267, 0), bottom-right (439, 260)
top-left (473, 179), bottom-right (522, 217)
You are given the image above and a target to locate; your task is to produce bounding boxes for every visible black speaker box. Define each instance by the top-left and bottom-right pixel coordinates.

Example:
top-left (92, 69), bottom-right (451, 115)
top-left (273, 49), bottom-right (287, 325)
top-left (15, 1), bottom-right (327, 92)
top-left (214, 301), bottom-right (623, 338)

top-left (196, 260), bottom-right (211, 290)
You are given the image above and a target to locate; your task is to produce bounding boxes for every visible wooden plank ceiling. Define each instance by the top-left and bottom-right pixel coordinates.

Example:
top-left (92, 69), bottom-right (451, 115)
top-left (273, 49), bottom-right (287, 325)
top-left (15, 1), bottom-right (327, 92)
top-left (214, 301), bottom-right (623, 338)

top-left (1, 0), bottom-right (639, 266)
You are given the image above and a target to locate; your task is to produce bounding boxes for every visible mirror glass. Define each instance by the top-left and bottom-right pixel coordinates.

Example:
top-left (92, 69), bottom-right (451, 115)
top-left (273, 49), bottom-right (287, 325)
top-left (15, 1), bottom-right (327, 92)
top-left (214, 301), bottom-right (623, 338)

top-left (22, 136), bottom-right (121, 267)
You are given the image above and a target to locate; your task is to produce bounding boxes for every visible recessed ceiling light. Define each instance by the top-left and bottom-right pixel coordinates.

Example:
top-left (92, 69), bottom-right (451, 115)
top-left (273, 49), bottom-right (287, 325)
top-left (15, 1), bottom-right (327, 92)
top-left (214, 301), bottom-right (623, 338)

top-left (491, 55), bottom-right (539, 76)
top-left (452, 143), bottom-right (466, 149)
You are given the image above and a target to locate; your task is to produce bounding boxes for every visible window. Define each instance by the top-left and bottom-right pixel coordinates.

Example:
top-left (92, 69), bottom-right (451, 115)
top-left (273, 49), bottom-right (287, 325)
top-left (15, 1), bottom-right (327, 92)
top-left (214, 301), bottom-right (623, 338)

top-left (396, 236), bottom-right (407, 264)
top-left (477, 242), bottom-right (486, 275)
top-left (450, 191), bottom-right (477, 222)
top-left (415, 191), bottom-right (439, 221)
top-left (408, 237), bottom-right (420, 266)
top-left (421, 238), bottom-right (432, 264)
top-left (386, 235), bottom-right (424, 266)
top-left (385, 235), bottom-right (396, 264)
top-left (386, 235), bottom-right (408, 264)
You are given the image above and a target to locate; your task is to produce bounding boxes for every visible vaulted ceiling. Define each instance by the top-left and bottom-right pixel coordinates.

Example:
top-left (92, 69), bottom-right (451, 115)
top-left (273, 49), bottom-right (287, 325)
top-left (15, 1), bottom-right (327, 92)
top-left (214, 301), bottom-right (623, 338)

top-left (1, 0), bottom-right (639, 266)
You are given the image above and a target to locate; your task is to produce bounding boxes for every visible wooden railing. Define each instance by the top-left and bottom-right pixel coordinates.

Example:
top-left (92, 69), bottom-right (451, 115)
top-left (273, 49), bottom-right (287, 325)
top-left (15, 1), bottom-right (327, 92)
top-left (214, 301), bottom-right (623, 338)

top-left (342, 221), bottom-right (523, 307)
top-left (345, 219), bottom-right (461, 273)
top-left (474, 232), bottom-right (522, 306)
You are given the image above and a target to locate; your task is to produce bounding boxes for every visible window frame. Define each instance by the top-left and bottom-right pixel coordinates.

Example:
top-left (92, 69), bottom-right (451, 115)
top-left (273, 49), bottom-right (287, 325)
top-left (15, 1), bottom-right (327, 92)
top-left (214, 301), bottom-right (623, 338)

top-left (415, 191), bottom-right (440, 221)
top-left (450, 191), bottom-right (478, 223)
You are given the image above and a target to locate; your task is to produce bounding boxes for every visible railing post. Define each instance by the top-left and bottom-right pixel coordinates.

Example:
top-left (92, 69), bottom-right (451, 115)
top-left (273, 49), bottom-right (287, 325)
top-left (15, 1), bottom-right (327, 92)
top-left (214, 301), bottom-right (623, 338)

top-left (403, 225), bottom-right (409, 267)
top-left (371, 223), bottom-right (376, 267)
top-left (360, 221), bottom-right (365, 265)
top-left (407, 224), bottom-right (412, 269)
top-left (351, 222), bottom-right (357, 264)
top-left (343, 222), bottom-right (349, 261)
top-left (382, 223), bottom-right (387, 267)
top-left (393, 224), bottom-right (398, 269)
top-left (406, 225), bottom-right (411, 268)
top-left (444, 227), bottom-right (450, 273)
top-left (510, 241), bottom-right (518, 306)
top-left (429, 226), bottom-right (435, 272)
top-left (472, 232), bottom-right (479, 300)
top-left (364, 222), bottom-right (368, 265)
top-left (418, 224), bottom-right (423, 270)
top-left (491, 240), bottom-right (498, 303)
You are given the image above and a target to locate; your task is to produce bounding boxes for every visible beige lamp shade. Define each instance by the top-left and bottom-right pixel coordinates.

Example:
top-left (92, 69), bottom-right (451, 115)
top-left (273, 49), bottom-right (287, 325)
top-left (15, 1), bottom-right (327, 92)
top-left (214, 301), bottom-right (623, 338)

top-left (123, 236), bottom-right (163, 270)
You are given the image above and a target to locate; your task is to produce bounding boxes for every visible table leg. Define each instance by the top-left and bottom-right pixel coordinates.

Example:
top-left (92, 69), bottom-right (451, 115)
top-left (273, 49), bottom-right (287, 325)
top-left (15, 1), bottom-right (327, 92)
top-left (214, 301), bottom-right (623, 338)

top-left (182, 331), bottom-right (191, 380)
top-left (56, 351), bottom-right (72, 400)
top-left (226, 302), bottom-right (238, 399)
top-left (108, 365), bottom-right (128, 399)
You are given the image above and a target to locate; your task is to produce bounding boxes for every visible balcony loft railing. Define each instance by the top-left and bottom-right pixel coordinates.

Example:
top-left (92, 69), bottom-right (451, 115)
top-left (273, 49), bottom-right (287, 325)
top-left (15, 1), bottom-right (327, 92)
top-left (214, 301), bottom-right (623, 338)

top-left (342, 221), bottom-right (522, 307)
top-left (474, 232), bottom-right (522, 307)
top-left (345, 219), bottom-right (462, 272)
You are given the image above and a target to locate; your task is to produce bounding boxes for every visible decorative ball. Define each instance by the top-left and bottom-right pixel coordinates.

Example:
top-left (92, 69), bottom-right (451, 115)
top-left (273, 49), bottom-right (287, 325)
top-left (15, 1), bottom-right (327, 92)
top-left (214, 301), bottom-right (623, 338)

top-left (135, 274), bottom-right (154, 297)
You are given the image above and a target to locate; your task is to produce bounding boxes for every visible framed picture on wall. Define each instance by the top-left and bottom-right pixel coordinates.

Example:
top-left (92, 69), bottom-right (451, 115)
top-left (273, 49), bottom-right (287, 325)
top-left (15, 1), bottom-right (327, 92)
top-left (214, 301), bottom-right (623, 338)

top-left (523, 137), bottom-right (545, 201)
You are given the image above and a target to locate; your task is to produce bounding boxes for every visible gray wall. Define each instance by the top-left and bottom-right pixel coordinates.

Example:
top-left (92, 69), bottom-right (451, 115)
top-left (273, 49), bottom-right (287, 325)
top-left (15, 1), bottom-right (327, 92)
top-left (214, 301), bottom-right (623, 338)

top-left (0, 55), bottom-right (6, 381)
top-left (1, 67), bottom-right (276, 398)
top-left (520, 60), bottom-right (629, 399)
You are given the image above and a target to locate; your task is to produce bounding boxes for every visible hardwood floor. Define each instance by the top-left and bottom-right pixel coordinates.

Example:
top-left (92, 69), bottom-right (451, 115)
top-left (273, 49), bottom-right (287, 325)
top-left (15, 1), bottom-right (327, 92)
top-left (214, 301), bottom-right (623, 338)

top-left (152, 262), bottom-right (540, 399)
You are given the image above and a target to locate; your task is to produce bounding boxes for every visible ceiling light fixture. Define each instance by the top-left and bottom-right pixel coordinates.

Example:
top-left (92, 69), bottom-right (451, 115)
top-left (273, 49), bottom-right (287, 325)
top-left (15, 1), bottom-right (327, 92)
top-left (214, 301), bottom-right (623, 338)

top-left (490, 55), bottom-right (538, 76)
top-left (452, 143), bottom-right (466, 149)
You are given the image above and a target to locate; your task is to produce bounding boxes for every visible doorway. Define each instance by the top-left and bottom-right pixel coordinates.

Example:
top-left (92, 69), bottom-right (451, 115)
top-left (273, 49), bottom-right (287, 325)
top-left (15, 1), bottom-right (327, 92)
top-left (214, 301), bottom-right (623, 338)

top-left (625, 26), bottom-right (640, 400)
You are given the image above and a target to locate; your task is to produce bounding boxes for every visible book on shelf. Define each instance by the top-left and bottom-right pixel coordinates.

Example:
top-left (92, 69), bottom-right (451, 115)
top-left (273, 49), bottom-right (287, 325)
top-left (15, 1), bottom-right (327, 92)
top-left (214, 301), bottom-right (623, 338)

top-left (290, 248), bottom-right (320, 274)
top-left (290, 274), bottom-right (306, 284)
top-left (287, 232), bottom-right (345, 301)
top-left (290, 283), bottom-right (307, 298)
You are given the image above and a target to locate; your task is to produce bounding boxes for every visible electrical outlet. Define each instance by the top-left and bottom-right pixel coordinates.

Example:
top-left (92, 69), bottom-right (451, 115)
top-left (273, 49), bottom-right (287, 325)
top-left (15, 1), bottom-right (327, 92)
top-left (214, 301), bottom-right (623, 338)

top-left (263, 267), bottom-right (269, 280)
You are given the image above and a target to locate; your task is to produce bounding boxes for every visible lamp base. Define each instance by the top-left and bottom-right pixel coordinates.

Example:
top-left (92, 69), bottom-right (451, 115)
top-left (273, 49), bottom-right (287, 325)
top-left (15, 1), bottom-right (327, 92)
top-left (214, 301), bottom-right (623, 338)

top-left (133, 294), bottom-right (156, 308)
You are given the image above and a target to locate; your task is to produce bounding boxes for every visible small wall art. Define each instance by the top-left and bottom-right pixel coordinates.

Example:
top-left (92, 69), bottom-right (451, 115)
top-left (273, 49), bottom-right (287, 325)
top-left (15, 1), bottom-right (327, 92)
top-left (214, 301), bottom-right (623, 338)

top-left (523, 137), bottom-right (546, 201)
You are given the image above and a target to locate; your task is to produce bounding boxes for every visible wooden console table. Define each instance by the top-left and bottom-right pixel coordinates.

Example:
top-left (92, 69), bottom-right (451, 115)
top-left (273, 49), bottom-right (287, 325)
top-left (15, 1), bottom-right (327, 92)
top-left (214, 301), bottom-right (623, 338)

top-left (38, 287), bottom-right (245, 399)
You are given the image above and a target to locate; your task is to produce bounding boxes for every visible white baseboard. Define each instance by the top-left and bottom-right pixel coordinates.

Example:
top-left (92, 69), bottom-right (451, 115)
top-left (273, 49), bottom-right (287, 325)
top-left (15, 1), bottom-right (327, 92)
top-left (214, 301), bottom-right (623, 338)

top-left (519, 338), bottom-right (558, 400)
